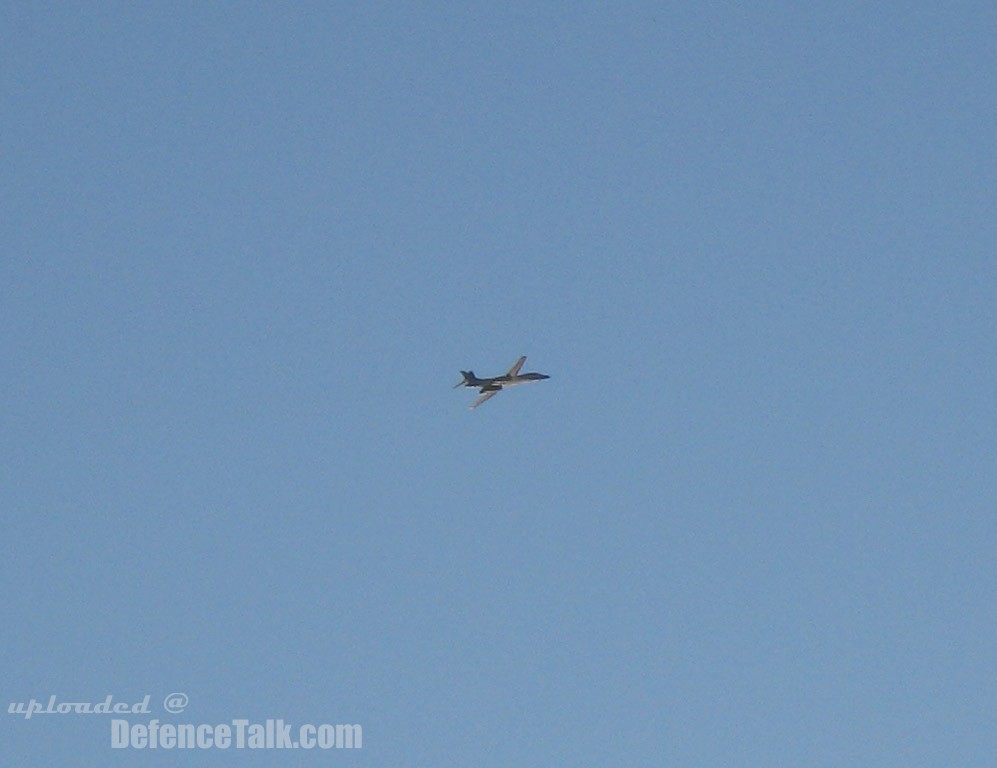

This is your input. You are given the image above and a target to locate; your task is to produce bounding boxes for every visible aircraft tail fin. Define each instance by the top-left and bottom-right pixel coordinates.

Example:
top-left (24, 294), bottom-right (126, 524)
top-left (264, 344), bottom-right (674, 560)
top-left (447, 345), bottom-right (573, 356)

top-left (454, 370), bottom-right (477, 388)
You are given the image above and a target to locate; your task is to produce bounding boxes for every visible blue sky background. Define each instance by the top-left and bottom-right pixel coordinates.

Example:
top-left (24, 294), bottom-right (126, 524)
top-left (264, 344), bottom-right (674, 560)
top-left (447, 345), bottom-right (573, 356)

top-left (2, 2), bottom-right (995, 765)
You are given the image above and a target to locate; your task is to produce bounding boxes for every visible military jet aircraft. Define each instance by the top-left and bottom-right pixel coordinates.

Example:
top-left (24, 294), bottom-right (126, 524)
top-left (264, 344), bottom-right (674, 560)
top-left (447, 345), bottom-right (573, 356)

top-left (453, 355), bottom-right (550, 409)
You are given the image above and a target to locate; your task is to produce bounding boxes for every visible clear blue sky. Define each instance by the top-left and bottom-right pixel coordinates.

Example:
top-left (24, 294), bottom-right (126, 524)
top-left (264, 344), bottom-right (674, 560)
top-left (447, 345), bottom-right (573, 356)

top-left (2, 3), bottom-right (995, 765)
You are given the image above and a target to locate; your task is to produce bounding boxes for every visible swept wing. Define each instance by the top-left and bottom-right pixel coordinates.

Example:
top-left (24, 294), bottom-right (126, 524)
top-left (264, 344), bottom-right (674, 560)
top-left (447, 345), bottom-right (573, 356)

top-left (470, 389), bottom-right (500, 409)
top-left (505, 355), bottom-right (527, 377)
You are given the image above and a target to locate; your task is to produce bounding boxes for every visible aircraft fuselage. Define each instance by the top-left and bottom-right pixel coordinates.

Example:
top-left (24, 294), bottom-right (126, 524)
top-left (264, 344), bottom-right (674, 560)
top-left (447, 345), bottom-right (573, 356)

top-left (471, 373), bottom-right (549, 391)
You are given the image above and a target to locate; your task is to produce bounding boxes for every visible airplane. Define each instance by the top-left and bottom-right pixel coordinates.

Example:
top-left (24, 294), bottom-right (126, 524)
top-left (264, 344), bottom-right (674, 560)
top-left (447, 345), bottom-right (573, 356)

top-left (453, 355), bottom-right (550, 409)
